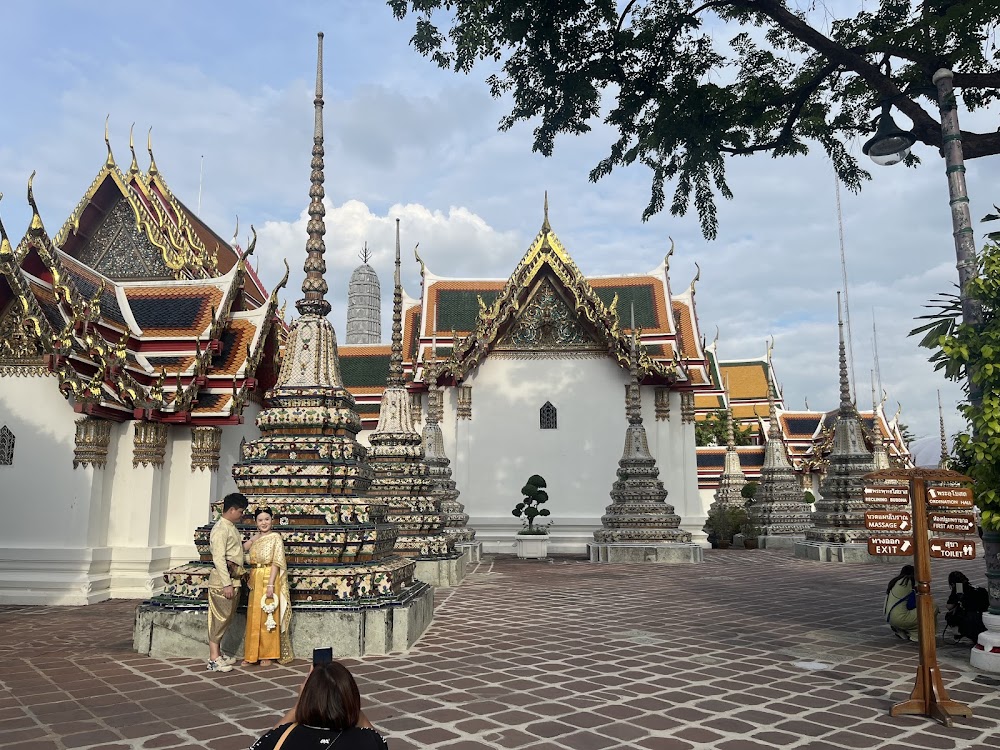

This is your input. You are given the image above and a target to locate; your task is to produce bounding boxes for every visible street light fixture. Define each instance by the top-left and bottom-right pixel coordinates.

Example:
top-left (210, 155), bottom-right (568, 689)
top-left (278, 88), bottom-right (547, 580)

top-left (862, 103), bottom-right (917, 166)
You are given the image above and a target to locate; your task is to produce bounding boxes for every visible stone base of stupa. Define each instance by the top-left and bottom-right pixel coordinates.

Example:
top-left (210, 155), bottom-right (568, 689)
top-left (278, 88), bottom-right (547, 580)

top-left (970, 613), bottom-right (1000, 674)
top-left (587, 542), bottom-right (704, 564)
top-left (133, 582), bottom-right (434, 659)
top-left (456, 541), bottom-right (483, 564)
top-left (759, 534), bottom-right (805, 551)
top-left (793, 540), bottom-right (877, 563)
top-left (413, 554), bottom-right (467, 587)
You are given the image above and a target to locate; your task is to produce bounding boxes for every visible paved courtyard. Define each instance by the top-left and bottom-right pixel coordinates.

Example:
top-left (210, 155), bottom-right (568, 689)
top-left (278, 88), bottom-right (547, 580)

top-left (2, 551), bottom-right (999, 750)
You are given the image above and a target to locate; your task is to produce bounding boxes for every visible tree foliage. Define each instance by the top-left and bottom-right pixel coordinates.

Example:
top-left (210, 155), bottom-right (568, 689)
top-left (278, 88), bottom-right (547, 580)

top-left (389, 0), bottom-right (1000, 238)
top-left (911, 211), bottom-right (1000, 531)
top-left (695, 409), bottom-right (755, 446)
top-left (513, 474), bottom-right (551, 531)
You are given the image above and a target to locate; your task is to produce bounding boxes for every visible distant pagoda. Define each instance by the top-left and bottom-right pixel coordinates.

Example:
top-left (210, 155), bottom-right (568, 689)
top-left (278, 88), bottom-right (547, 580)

top-left (345, 244), bottom-right (381, 344)
top-left (795, 295), bottom-right (876, 563)
top-left (752, 378), bottom-right (813, 549)
top-left (366, 221), bottom-right (465, 586)
top-left (589, 333), bottom-right (702, 563)
top-left (148, 34), bottom-right (432, 656)
top-left (708, 407), bottom-right (747, 511)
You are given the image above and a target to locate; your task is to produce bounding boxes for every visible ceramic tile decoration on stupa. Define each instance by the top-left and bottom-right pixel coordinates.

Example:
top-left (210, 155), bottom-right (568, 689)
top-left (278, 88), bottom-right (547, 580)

top-left (794, 295), bottom-right (878, 563)
top-left (421, 349), bottom-right (479, 562)
top-left (708, 407), bottom-right (748, 512)
top-left (589, 331), bottom-right (703, 563)
top-left (751, 372), bottom-right (813, 550)
top-left (134, 33), bottom-right (433, 657)
top-left (367, 221), bottom-right (465, 587)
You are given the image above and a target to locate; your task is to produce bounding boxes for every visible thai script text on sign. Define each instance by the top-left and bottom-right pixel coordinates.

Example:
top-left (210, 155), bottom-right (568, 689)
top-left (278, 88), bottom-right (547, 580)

top-left (864, 511), bottom-right (912, 532)
top-left (927, 513), bottom-right (977, 535)
top-left (928, 538), bottom-right (977, 560)
top-left (867, 536), bottom-right (913, 556)
top-left (926, 487), bottom-right (974, 508)
top-left (863, 486), bottom-right (910, 505)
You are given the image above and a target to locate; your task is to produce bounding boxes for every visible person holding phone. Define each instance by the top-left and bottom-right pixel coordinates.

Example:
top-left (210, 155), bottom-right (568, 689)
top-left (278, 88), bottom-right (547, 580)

top-left (248, 652), bottom-right (387, 749)
top-left (884, 564), bottom-right (918, 641)
top-left (946, 571), bottom-right (989, 643)
top-left (241, 507), bottom-right (293, 666)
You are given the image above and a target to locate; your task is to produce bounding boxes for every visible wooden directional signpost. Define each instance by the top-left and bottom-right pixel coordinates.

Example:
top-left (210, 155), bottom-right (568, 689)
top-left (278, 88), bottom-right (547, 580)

top-left (863, 467), bottom-right (975, 728)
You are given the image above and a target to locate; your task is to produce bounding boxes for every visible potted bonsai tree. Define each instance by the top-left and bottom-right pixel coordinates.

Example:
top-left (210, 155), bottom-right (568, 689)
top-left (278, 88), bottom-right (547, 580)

top-left (704, 506), bottom-right (748, 549)
top-left (513, 474), bottom-right (551, 559)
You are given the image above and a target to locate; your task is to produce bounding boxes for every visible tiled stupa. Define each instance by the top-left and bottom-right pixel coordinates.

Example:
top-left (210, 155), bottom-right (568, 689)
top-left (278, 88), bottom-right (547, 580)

top-left (751, 382), bottom-right (813, 549)
top-left (345, 245), bottom-right (381, 344)
top-left (139, 33), bottom-right (433, 657)
top-left (708, 408), bottom-right (748, 511)
top-left (795, 296), bottom-right (877, 563)
top-left (366, 222), bottom-right (465, 586)
top-left (420, 361), bottom-right (479, 561)
top-left (589, 334), bottom-right (702, 563)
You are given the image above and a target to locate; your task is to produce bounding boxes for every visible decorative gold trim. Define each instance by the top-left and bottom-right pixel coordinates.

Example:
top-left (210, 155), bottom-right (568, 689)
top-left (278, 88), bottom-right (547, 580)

top-left (133, 421), bottom-right (168, 468)
top-left (74, 417), bottom-right (113, 469)
top-left (190, 425), bottom-right (222, 472)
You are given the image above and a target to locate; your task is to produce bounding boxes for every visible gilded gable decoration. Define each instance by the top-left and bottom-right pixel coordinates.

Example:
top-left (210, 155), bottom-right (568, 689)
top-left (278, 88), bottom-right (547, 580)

top-left (133, 421), bottom-right (169, 468)
top-left (190, 426), bottom-right (222, 472)
top-left (0, 425), bottom-right (14, 465)
top-left (496, 278), bottom-right (603, 352)
top-left (73, 417), bottom-right (112, 469)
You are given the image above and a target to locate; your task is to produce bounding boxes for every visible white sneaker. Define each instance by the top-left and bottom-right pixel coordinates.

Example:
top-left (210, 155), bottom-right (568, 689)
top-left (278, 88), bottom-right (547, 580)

top-left (207, 659), bottom-right (233, 673)
top-left (218, 654), bottom-right (238, 666)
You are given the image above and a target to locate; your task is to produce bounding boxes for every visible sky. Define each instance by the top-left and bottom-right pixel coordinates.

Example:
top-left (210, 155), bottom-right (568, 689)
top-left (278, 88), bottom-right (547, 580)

top-left (0, 0), bottom-right (996, 448)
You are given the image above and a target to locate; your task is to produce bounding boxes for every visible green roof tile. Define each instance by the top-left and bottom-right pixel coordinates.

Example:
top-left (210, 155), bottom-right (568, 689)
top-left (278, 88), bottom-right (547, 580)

top-left (594, 285), bottom-right (657, 328)
top-left (436, 289), bottom-right (499, 331)
top-left (340, 354), bottom-right (391, 388)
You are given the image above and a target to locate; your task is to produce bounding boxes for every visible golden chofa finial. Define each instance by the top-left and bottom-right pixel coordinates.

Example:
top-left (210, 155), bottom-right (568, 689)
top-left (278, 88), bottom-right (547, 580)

top-left (0, 192), bottom-right (12, 258)
top-left (147, 127), bottom-right (159, 175)
top-left (104, 116), bottom-right (115, 168)
top-left (128, 123), bottom-right (139, 174)
top-left (27, 171), bottom-right (43, 232)
top-left (541, 190), bottom-right (551, 233)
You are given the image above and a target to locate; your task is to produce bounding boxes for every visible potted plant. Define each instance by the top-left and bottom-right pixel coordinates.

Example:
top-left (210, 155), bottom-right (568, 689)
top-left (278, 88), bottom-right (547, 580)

top-left (741, 521), bottom-right (761, 549)
top-left (704, 506), bottom-right (749, 549)
top-left (513, 474), bottom-right (551, 559)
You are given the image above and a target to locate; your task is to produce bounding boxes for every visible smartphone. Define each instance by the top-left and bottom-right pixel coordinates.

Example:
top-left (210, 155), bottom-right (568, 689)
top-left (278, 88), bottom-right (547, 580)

top-left (955, 582), bottom-right (964, 595)
top-left (312, 647), bottom-right (333, 666)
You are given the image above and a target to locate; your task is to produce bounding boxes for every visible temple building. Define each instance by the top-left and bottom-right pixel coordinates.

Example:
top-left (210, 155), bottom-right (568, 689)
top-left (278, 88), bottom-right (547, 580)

top-left (0, 136), bottom-right (279, 605)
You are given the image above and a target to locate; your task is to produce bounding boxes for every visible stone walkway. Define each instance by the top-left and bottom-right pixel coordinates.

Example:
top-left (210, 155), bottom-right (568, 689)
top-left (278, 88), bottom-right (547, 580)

top-left (2, 551), bottom-right (999, 750)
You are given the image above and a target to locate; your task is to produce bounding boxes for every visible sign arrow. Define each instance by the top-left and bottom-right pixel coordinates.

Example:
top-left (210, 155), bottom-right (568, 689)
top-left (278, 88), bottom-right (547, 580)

top-left (930, 543), bottom-right (941, 552)
top-left (901, 539), bottom-right (912, 553)
top-left (899, 518), bottom-right (910, 531)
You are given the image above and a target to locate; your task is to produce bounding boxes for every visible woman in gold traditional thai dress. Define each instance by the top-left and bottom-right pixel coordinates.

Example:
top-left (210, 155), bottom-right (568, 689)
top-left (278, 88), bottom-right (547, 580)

top-left (241, 508), bottom-right (293, 666)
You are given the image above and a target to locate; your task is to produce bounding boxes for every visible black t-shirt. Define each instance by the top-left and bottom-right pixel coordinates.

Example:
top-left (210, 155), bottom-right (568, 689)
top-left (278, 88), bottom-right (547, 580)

top-left (249, 723), bottom-right (388, 750)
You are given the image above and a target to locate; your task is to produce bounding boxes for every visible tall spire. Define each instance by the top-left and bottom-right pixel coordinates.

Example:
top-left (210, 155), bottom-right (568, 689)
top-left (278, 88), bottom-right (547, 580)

top-left (837, 291), bottom-right (852, 414)
top-left (938, 390), bottom-right (949, 468)
top-left (297, 31), bottom-right (331, 317)
top-left (388, 218), bottom-right (404, 387)
top-left (541, 191), bottom-right (551, 233)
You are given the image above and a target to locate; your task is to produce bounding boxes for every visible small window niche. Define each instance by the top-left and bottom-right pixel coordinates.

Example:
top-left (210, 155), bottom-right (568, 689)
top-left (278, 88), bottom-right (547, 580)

top-left (0, 425), bottom-right (14, 465)
top-left (539, 402), bottom-right (557, 430)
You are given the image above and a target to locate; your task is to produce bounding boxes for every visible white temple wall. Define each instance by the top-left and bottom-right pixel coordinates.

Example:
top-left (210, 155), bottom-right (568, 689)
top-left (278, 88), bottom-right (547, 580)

top-left (650, 390), bottom-right (707, 546)
top-left (218, 402), bottom-right (262, 496)
top-left (446, 355), bottom-right (639, 553)
top-left (0, 375), bottom-right (113, 604)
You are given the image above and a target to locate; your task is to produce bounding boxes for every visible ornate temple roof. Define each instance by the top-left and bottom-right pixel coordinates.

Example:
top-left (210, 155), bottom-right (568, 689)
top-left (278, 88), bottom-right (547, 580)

top-left (339, 206), bottom-right (715, 428)
top-left (0, 161), bottom-right (284, 425)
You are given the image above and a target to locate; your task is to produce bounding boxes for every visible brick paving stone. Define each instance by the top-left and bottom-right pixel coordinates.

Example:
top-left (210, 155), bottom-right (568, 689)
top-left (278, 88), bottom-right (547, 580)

top-left (3, 555), bottom-right (1000, 750)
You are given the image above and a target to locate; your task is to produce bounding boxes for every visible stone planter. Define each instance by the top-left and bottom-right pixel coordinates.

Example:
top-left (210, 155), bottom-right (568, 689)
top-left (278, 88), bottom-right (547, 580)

top-left (515, 534), bottom-right (549, 559)
top-left (984, 531), bottom-right (1000, 615)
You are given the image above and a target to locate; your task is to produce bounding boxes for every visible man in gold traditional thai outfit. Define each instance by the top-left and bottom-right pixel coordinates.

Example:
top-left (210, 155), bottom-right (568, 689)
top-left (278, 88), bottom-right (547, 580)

top-left (207, 492), bottom-right (249, 673)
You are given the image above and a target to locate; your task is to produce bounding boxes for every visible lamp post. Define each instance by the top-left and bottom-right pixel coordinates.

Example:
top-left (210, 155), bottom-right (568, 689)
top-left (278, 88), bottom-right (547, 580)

top-left (862, 68), bottom-right (982, 406)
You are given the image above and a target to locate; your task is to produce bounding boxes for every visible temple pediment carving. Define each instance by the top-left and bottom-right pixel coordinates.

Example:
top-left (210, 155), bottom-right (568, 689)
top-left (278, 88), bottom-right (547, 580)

top-left (495, 277), bottom-right (605, 352)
